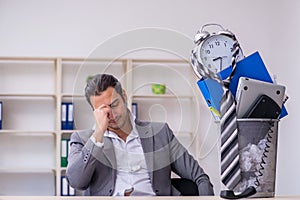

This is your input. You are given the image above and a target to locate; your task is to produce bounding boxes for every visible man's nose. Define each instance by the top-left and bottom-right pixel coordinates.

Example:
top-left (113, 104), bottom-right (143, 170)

top-left (107, 109), bottom-right (114, 119)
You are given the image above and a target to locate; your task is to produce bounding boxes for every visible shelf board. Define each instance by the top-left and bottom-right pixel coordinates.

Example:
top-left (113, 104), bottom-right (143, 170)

top-left (0, 56), bottom-right (189, 63)
top-left (60, 130), bottom-right (76, 134)
top-left (60, 167), bottom-right (67, 171)
top-left (0, 57), bottom-right (56, 62)
top-left (60, 130), bottom-right (87, 137)
top-left (0, 130), bottom-right (56, 135)
top-left (61, 93), bottom-right (85, 98)
top-left (0, 168), bottom-right (56, 173)
top-left (0, 93), bottom-right (56, 98)
top-left (61, 57), bottom-right (126, 62)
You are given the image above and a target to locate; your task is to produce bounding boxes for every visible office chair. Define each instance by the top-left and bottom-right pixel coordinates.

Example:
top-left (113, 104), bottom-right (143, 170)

top-left (171, 178), bottom-right (199, 196)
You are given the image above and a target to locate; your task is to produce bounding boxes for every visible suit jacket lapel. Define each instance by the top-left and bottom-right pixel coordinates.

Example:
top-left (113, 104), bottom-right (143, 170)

top-left (135, 120), bottom-right (155, 182)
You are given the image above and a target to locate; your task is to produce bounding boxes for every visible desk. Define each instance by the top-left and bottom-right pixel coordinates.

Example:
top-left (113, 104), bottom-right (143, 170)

top-left (0, 196), bottom-right (299, 200)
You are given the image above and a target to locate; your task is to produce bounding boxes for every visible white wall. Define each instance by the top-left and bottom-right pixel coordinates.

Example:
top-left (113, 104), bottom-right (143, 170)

top-left (1, 0), bottom-right (299, 195)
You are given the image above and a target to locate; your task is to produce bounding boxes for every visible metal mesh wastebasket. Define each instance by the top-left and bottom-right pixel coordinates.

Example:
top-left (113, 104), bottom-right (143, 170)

top-left (235, 118), bottom-right (279, 198)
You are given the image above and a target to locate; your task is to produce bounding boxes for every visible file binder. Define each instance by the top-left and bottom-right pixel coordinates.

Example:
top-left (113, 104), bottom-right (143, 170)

top-left (61, 138), bottom-right (69, 167)
top-left (61, 176), bottom-right (69, 196)
top-left (68, 139), bottom-right (71, 158)
top-left (61, 175), bottom-right (76, 196)
top-left (69, 185), bottom-right (75, 196)
top-left (132, 102), bottom-right (138, 119)
top-left (61, 103), bottom-right (67, 130)
top-left (67, 103), bottom-right (74, 130)
top-left (197, 51), bottom-right (288, 118)
top-left (0, 101), bottom-right (2, 129)
top-left (61, 102), bottom-right (74, 130)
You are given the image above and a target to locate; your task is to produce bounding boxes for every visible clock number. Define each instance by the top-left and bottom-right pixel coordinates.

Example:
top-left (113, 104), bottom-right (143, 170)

top-left (205, 49), bottom-right (210, 54)
top-left (209, 44), bottom-right (214, 49)
top-left (215, 41), bottom-right (220, 46)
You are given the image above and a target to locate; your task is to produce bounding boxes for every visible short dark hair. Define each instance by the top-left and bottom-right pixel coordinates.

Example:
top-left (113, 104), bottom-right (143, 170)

top-left (85, 74), bottom-right (123, 109)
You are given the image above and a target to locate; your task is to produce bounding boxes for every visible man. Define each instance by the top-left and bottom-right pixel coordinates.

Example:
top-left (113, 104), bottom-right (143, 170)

top-left (66, 74), bottom-right (214, 196)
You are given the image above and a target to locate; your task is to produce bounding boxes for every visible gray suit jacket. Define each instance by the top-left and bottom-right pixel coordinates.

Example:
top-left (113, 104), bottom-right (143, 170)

top-left (66, 120), bottom-right (214, 196)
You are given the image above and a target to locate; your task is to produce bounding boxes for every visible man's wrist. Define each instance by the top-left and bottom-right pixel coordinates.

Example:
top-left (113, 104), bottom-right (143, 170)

top-left (90, 134), bottom-right (104, 147)
top-left (92, 129), bottom-right (104, 143)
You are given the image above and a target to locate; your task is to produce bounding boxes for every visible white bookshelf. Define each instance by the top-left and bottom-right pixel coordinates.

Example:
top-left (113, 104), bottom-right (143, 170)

top-left (0, 57), bottom-right (201, 196)
top-left (130, 61), bottom-right (200, 155)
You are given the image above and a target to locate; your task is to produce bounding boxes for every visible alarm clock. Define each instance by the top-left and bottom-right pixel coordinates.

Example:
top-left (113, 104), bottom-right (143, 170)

top-left (191, 23), bottom-right (244, 79)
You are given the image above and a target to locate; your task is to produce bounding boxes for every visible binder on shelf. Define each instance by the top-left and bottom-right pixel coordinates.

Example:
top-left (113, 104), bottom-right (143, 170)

top-left (68, 139), bottom-right (71, 158)
top-left (69, 185), bottom-right (76, 196)
top-left (61, 138), bottom-right (69, 167)
top-left (132, 102), bottom-right (138, 119)
top-left (61, 103), bottom-right (67, 130)
top-left (197, 51), bottom-right (288, 119)
top-left (67, 103), bottom-right (74, 130)
top-left (61, 176), bottom-right (69, 196)
top-left (0, 101), bottom-right (2, 129)
top-left (61, 176), bottom-right (76, 196)
top-left (61, 102), bottom-right (74, 130)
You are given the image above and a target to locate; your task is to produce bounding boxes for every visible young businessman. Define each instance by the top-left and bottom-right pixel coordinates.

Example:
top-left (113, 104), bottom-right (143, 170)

top-left (66, 74), bottom-right (214, 196)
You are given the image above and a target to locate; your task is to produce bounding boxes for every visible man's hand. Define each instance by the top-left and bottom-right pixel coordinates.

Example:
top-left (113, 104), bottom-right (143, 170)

top-left (92, 104), bottom-right (111, 143)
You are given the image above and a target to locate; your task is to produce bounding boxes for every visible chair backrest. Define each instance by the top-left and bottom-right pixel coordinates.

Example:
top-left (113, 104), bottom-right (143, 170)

top-left (171, 178), bottom-right (199, 196)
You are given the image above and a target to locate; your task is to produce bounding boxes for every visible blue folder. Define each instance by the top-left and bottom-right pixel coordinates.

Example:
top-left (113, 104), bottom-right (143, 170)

top-left (197, 79), bottom-right (223, 119)
top-left (197, 51), bottom-right (288, 118)
top-left (66, 103), bottom-right (74, 130)
top-left (61, 102), bottom-right (74, 130)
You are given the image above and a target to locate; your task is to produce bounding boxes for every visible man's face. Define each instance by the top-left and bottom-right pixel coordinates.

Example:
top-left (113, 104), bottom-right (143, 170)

top-left (89, 87), bottom-right (129, 131)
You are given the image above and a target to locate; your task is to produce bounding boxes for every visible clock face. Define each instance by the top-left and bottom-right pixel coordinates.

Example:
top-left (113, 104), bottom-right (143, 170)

top-left (199, 34), bottom-right (244, 73)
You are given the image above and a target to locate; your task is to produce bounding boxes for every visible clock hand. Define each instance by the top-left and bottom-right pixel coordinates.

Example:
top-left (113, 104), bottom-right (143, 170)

top-left (212, 57), bottom-right (223, 71)
top-left (220, 58), bottom-right (223, 71)
top-left (212, 57), bottom-right (222, 61)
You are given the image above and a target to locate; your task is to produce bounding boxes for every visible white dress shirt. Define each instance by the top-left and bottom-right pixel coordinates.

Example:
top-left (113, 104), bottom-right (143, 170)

top-left (90, 115), bottom-right (155, 196)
